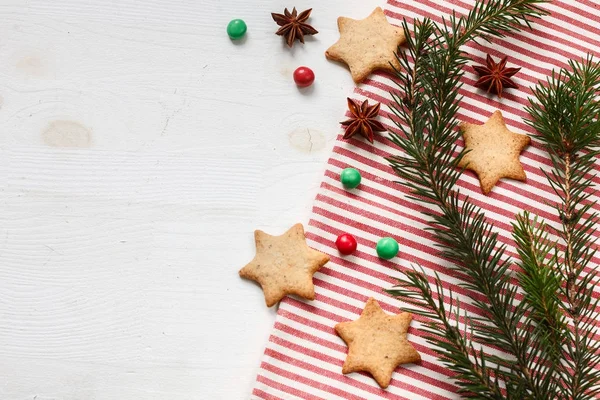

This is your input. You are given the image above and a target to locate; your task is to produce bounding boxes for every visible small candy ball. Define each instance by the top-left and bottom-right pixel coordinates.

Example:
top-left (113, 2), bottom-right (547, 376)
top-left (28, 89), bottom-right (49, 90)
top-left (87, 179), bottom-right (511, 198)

top-left (227, 19), bottom-right (247, 40)
top-left (376, 237), bottom-right (399, 260)
top-left (336, 233), bottom-right (358, 255)
top-left (293, 66), bottom-right (315, 87)
top-left (340, 167), bottom-right (361, 189)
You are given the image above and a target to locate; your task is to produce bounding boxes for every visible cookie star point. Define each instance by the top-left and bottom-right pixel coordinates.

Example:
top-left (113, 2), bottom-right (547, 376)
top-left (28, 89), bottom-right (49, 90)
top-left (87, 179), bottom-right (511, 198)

top-left (239, 223), bottom-right (329, 307)
top-left (325, 7), bottom-right (406, 83)
top-left (459, 110), bottom-right (530, 194)
top-left (335, 297), bottom-right (421, 388)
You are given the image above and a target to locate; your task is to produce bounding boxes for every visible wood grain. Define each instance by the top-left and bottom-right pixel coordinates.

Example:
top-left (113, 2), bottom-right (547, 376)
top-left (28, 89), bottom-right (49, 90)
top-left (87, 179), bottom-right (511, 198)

top-left (0, 0), bottom-right (374, 398)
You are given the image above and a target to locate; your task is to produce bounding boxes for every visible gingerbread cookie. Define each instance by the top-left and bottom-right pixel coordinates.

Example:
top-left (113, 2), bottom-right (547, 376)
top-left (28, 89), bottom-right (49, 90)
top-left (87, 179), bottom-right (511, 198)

top-left (459, 110), bottom-right (530, 194)
top-left (335, 297), bottom-right (421, 388)
top-left (239, 223), bottom-right (329, 307)
top-left (325, 7), bottom-right (406, 83)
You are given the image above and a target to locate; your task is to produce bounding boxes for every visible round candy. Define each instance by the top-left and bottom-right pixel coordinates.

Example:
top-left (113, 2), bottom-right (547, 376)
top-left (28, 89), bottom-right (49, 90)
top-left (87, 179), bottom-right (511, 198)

top-left (293, 66), bottom-right (315, 87)
top-left (227, 19), bottom-right (247, 40)
top-left (340, 167), bottom-right (361, 189)
top-left (336, 233), bottom-right (357, 255)
top-left (376, 237), bottom-right (399, 260)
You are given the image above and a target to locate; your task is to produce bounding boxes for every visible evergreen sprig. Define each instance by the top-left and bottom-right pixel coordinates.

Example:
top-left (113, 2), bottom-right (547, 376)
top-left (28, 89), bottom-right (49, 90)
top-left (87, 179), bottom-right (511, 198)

top-left (524, 56), bottom-right (600, 399)
top-left (388, 269), bottom-right (506, 399)
top-left (385, 0), bottom-right (600, 395)
top-left (386, 0), bottom-right (552, 397)
top-left (511, 212), bottom-right (565, 363)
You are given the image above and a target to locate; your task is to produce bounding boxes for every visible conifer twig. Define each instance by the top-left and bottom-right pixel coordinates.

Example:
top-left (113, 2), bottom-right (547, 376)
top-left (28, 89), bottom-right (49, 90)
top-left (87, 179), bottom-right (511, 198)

top-left (388, 269), bottom-right (505, 399)
top-left (525, 55), bottom-right (600, 399)
top-left (512, 212), bottom-right (565, 363)
top-left (384, 0), bottom-right (555, 397)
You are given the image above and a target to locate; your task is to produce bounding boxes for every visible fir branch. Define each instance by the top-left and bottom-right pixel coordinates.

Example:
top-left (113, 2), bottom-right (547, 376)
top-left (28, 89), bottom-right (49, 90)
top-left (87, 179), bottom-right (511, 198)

top-left (512, 212), bottom-right (565, 362)
top-left (525, 55), bottom-right (600, 400)
top-left (385, 0), bottom-right (553, 397)
top-left (388, 268), bottom-right (506, 399)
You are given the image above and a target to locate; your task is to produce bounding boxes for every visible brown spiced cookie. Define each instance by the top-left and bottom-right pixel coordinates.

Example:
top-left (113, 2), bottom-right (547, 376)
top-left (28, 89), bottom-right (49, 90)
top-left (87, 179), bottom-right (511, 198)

top-left (335, 297), bottom-right (421, 389)
top-left (459, 110), bottom-right (530, 194)
top-left (325, 7), bottom-right (406, 83)
top-left (239, 223), bottom-right (329, 307)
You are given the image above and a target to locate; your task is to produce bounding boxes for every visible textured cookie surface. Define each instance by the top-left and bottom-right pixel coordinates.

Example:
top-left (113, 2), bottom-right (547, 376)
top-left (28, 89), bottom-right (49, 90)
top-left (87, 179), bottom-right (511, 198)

top-left (239, 223), bottom-right (329, 307)
top-left (335, 297), bottom-right (421, 388)
top-left (325, 7), bottom-right (406, 83)
top-left (459, 110), bottom-right (531, 194)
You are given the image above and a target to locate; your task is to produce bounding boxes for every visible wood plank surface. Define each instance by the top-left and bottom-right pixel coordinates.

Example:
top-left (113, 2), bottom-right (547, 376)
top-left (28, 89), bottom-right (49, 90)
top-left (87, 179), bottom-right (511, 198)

top-left (0, 0), bottom-right (376, 398)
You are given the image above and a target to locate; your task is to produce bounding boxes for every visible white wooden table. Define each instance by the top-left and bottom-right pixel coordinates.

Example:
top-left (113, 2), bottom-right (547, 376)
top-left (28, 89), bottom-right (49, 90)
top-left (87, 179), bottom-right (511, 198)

top-left (0, 0), bottom-right (382, 398)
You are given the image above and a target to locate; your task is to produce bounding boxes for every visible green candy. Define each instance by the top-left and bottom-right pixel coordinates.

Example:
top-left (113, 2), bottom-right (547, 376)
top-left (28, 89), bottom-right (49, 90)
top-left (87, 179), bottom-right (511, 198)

top-left (227, 19), bottom-right (247, 40)
top-left (340, 168), bottom-right (361, 189)
top-left (376, 237), bottom-right (399, 260)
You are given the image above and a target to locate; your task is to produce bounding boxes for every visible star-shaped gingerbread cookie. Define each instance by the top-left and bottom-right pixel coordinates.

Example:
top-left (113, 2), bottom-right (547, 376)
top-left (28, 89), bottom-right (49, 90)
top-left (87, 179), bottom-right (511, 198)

top-left (325, 7), bottom-right (406, 83)
top-left (239, 223), bottom-right (329, 307)
top-left (459, 110), bottom-right (530, 194)
top-left (335, 297), bottom-right (421, 389)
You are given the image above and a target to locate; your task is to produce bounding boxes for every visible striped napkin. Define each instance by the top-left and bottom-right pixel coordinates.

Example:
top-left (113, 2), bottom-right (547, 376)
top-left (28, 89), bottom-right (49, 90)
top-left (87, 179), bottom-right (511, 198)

top-left (252, 1), bottom-right (600, 398)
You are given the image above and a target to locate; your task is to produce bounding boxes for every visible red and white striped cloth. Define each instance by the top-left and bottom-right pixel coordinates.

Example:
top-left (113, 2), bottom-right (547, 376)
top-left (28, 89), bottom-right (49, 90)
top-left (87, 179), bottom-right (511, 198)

top-left (252, 1), bottom-right (600, 398)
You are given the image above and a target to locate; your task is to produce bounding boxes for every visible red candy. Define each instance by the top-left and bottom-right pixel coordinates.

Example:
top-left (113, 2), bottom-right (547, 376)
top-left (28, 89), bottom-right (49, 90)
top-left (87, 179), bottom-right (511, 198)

top-left (293, 66), bottom-right (315, 87)
top-left (336, 233), bottom-right (357, 255)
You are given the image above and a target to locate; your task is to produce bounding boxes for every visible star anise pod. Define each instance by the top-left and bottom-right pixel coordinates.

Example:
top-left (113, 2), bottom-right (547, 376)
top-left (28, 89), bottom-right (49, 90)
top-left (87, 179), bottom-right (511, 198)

top-left (341, 98), bottom-right (386, 143)
top-left (473, 54), bottom-right (521, 98)
top-left (271, 7), bottom-right (318, 48)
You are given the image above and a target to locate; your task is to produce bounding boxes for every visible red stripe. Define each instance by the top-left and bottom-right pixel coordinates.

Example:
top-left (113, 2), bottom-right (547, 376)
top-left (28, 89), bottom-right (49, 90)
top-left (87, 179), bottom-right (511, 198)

top-left (330, 127), bottom-right (573, 206)
top-left (254, 1), bottom-right (600, 398)
top-left (271, 333), bottom-right (455, 397)
top-left (321, 154), bottom-right (600, 272)
top-left (273, 320), bottom-right (346, 353)
top-left (287, 291), bottom-right (569, 372)
top-left (330, 125), bottom-right (600, 225)
top-left (274, 309), bottom-right (463, 389)
top-left (256, 373), bottom-right (321, 400)
top-left (368, 97), bottom-right (600, 190)
top-left (313, 183), bottom-right (547, 266)
top-left (549, 1), bottom-right (600, 34)
top-left (327, 139), bottom-right (600, 251)
top-left (265, 347), bottom-right (438, 400)
top-left (309, 211), bottom-right (509, 299)
top-left (317, 174), bottom-right (532, 248)
top-left (281, 293), bottom-right (577, 372)
top-left (273, 320), bottom-right (459, 386)
top-left (252, 387), bottom-right (283, 400)
top-left (286, 291), bottom-right (516, 362)
top-left (264, 350), bottom-right (388, 400)
top-left (308, 198), bottom-right (600, 306)
top-left (577, 0), bottom-right (600, 13)
top-left (279, 298), bottom-right (518, 383)
top-left (388, 0), bottom-right (600, 52)
top-left (319, 168), bottom-right (552, 256)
